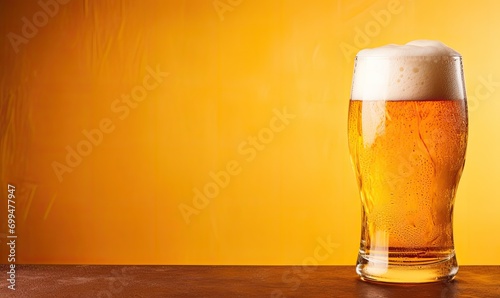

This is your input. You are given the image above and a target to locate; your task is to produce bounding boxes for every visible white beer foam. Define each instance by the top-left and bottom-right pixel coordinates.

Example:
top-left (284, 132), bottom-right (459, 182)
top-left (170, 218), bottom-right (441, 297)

top-left (351, 40), bottom-right (465, 101)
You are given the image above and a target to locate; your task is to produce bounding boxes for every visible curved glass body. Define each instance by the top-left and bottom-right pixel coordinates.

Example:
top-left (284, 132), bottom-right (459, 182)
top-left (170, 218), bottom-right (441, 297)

top-left (348, 56), bottom-right (468, 283)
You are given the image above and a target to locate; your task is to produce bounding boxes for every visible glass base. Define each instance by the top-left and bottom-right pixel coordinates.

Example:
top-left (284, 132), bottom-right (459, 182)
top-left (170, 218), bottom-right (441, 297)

top-left (356, 252), bottom-right (458, 283)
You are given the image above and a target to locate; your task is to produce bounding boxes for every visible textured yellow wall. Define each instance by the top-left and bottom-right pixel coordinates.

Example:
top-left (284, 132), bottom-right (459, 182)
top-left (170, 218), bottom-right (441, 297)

top-left (1, 0), bottom-right (499, 265)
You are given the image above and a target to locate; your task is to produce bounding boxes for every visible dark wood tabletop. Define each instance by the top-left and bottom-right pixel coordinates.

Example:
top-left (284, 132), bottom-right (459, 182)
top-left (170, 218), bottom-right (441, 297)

top-left (0, 265), bottom-right (498, 297)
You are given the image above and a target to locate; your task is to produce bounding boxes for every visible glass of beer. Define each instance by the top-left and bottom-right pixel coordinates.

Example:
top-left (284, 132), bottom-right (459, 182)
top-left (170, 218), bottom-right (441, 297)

top-left (348, 40), bottom-right (468, 283)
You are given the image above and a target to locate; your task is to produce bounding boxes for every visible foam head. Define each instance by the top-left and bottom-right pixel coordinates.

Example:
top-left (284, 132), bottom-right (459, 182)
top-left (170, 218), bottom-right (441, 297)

top-left (351, 40), bottom-right (465, 101)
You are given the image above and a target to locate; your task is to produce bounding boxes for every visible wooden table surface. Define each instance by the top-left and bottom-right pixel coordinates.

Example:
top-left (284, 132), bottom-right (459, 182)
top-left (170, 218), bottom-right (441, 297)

top-left (0, 265), bottom-right (498, 297)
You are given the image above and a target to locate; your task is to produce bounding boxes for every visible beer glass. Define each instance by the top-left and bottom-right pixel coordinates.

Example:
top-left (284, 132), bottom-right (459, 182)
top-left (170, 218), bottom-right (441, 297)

top-left (347, 41), bottom-right (468, 283)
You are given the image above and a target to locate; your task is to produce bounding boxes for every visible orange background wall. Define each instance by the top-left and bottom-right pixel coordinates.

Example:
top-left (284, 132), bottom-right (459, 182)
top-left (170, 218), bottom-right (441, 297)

top-left (1, 0), bottom-right (499, 265)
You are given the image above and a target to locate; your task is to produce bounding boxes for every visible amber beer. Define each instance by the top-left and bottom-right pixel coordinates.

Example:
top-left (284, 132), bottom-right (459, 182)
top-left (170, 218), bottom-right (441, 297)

top-left (348, 41), bottom-right (468, 283)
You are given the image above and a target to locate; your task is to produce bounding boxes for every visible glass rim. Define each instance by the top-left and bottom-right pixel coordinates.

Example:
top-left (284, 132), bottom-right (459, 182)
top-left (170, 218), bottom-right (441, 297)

top-left (354, 55), bottom-right (462, 60)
